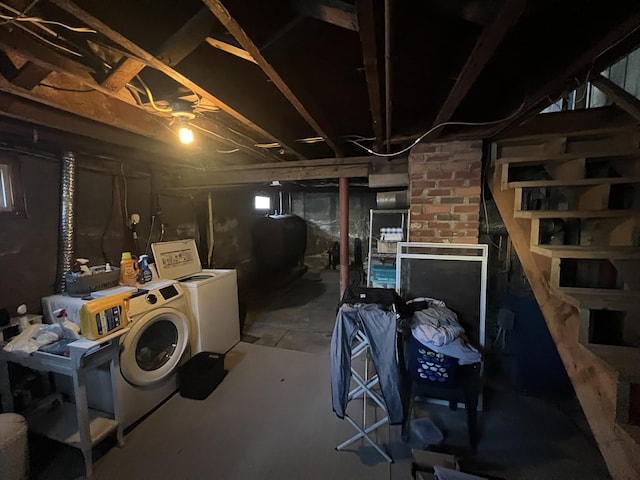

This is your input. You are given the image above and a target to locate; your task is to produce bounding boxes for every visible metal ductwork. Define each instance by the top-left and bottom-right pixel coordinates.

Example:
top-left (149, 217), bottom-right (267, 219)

top-left (55, 151), bottom-right (77, 293)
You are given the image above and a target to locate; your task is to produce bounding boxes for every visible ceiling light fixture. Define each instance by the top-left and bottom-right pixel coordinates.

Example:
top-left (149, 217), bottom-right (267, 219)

top-left (171, 100), bottom-right (196, 145)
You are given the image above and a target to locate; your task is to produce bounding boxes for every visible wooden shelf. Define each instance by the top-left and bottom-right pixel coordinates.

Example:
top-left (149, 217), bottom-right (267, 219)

top-left (508, 176), bottom-right (640, 189)
top-left (28, 401), bottom-right (119, 448)
top-left (514, 209), bottom-right (639, 219)
top-left (531, 245), bottom-right (640, 259)
top-left (553, 287), bottom-right (639, 310)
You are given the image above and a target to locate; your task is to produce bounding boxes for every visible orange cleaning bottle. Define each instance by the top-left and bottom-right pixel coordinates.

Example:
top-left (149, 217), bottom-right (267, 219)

top-left (119, 252), bottom-right (139, 287)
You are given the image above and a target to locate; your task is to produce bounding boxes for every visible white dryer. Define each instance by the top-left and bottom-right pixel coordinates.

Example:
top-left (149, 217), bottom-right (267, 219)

top-left (115, 279), bottom-right (192, 429)
top-left (152, 239), bottom-right (240, 354)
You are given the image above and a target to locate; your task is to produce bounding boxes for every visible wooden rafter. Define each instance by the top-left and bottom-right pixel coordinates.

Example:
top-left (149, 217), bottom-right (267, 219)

top-left (50, 0), bottom-right (308, 160)
top-left (203, 0), bottom-right (344, 156)
top-left (356, 0), bottom-right (384, 152)
top-left (0, 89), bottom-right (180, 157)
top-left (591, 73), bottom-right (640, 123)
top-left (492, 5), bottom-right (640, 138)
top-left (291, 0), bottom-right (358, 31)
top-left (101, 57), bottom-right (145, 92)
top-left (10, 61), bottom-right (52, 90)
top-left (102, 7), bottom-right (215, 92)
top-left (0, 29), bottom-right (285, 162)
top-left (160, 155), bottom-right (406, 189)
top-left (156, 7), bottom-right (215, 67)
top-left (205, 37), bottom-right (256, 64)
top-left (432, 0), bottom-right (525, 131)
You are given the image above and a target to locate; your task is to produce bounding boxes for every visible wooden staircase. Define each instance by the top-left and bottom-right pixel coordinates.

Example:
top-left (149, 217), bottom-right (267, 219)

top-left (489, 125), bottom-right (640, 479)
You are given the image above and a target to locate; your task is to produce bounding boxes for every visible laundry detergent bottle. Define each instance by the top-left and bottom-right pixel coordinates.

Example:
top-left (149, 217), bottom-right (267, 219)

top-left (138, 254), bottom-right (153, 284)
top-left (119, 252), bottom-right (139, 287)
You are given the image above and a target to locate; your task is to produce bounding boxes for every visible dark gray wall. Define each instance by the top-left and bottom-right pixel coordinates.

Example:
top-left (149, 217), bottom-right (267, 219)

top-left (0, 151), bottom-right (376, 316)
top-left (291, 190), bottom-right (376, 260)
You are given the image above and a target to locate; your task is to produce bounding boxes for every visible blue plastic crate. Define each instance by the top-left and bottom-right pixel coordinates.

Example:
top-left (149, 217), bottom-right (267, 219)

top-left (371, 264), bottom-right (396, 282)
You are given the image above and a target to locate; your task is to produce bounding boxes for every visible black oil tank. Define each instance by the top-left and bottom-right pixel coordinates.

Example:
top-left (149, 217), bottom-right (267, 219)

top-left (251, 215), bottom-right (307, 271)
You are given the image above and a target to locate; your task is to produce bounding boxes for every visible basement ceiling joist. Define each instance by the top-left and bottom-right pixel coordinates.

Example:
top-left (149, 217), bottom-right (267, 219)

top-left (0, 1), bottom-right (637, 174)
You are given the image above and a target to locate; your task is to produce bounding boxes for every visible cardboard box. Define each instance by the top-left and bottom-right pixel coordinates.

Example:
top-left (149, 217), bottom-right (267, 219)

top-left (377, 240), bottom-right (399, 253)
top-left (412, 449), bottom-right (459, 480)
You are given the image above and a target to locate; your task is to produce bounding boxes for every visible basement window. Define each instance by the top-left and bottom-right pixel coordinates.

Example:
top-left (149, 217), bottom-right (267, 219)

top-left (254, 194), bottom-right (271, 211)
top-left (0, 157), bottom-right (26, 218)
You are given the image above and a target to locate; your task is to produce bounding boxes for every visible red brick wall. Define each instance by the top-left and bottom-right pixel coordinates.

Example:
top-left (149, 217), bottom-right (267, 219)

top-left (409, 140), bottom-right (482, 244)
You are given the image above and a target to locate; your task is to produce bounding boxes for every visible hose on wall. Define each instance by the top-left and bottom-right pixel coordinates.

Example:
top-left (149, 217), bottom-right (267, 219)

top-left (55, 151), bottom-right (77, 293)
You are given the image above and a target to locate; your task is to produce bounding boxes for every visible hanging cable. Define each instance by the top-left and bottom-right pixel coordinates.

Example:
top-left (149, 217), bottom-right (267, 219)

top-left (0, 5), bottom-right (96, 32)
top-left (348, 99), bottom-right (527, 158)
top-left (0, 0), bottom-right (38, 25)
top-left (38, 83), bottom-right (94, 93)
top-left (136, 75), bottom-right (173, 113)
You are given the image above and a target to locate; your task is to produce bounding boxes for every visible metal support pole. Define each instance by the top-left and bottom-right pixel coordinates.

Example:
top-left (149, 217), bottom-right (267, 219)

top-left (339, 177), bottom-right (349, 298)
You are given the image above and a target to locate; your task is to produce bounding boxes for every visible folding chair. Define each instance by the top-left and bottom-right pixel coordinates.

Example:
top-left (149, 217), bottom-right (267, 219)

top-left (331, 287), bottom-right (407, 463)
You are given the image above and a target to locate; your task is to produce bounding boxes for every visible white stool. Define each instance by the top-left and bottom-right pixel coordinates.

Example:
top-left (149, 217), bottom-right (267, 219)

top-left (0, 413), bottom-right (28, 480)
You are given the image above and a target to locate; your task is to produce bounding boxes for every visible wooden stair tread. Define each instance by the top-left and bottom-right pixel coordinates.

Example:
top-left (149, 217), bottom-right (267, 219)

top-left (531, 244), bottom-right (640, 259)
top-left (586, 344), bottom-right (640, 382)
top-left (620, 424), bottom-right (640, 444)
top-left (552, 287), bottom-right (639, 310)
top-left (514, 209), bottom-right (639, 219)
top-left (508, 176), bottom-right (640, 188)
top-left (495, 149), bottom-right (640, 166)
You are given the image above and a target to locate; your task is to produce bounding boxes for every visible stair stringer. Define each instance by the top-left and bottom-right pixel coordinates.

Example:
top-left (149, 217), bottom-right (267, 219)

top-left (490, 168), bottom-right (640, 480)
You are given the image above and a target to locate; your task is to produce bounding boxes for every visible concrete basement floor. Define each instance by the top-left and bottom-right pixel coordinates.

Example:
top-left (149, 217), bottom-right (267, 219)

top-left (240, 257), bottom-right (611, 480)
top-left (28, 255), bottom-right (610, 479)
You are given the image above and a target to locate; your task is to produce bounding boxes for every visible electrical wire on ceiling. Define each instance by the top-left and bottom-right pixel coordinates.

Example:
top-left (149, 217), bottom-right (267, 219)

top-left (38, 82), bottom-right (95, 93)
top-left (0, 0), bottom-right (37, 25)
top-left (0, 13), bottom-right (96, 32)
top-left (347, 99), bottom-right (527, 158)
top-left (136, 75), bottom-right (173, 113)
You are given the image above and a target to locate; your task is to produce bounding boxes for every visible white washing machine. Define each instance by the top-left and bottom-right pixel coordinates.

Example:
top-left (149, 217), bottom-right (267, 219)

top-left (152, 239), bottom-right (240, 354)
top-left (115, 279), bottom-right (192, 429)
top-left (43, 280), bottom-right (192, 429)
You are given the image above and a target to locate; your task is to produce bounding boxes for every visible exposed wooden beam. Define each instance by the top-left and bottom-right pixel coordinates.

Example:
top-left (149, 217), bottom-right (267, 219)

top-left (156, 7), bottom-right (215, 67)
top-left (356, 0), bottom-right (384, 152)
top-left (591, 73), bottom-right (640, 123)
top-left (101, 56), bottom-right (146, 92)
top-left (0, 24), bottom-right (282, 162)
top-left (9, 61), bottom-right (52, 90)
top-left (101, 7), bottom-right (215, 92)
top-left (0, 90), bottom-right (178, 157)
top-left (0, 73), bottom-right (175, 146)
top-left (161, 155), bottom-right (406, 188)
top-left (50, 0), bottom-right (308, 159)
top-left (0, 115), bottom-right (177, 165)
top-left (493, 5), bottom-right (640, 137)
top-left (291, 0), bottom-right (358, 31)
top-left (205, 37), bottom-right (256, 64)
top-left (203, 0), bottom-right (344, 156)
top-left (432, 0), bottom-right (525, 130)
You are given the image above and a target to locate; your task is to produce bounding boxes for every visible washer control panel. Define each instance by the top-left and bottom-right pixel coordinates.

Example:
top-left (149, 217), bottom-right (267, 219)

top-left (127, 282), bottom-right (184, 318)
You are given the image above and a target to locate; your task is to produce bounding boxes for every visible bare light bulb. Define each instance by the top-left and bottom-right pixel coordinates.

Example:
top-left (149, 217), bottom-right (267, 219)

top-left (179, 125), bottom-right (194, 144)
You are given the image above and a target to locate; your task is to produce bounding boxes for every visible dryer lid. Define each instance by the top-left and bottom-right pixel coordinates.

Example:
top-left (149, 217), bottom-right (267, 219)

top-left (151, 239), bottom-right (202, 280)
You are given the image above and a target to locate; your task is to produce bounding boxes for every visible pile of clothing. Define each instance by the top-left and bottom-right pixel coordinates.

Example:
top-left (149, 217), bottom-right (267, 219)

top-left (408, 297), bottom-right (481, 365)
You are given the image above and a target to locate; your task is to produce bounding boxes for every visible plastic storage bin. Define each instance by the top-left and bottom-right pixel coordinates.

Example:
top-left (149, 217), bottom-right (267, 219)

top-left (177, 352), bottom-right (226, 400)
top-left (65, 267), bottom-right (120, 296)
top-left (408, 334), bottom-right (456, 385)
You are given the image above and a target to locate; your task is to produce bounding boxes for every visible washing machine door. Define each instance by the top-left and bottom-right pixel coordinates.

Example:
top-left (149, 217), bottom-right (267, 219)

top-left (120, 307), bottom-right (190, 386)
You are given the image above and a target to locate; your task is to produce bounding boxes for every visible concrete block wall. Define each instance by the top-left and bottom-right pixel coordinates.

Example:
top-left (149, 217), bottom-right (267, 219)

top-left (409, 140), bottom-right (483, 243)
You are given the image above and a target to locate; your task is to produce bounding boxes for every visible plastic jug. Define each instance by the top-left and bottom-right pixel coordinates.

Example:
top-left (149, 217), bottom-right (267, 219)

top-left (119, 252), bottom-right (139, 287)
